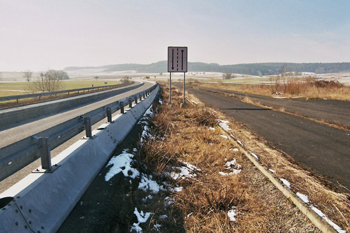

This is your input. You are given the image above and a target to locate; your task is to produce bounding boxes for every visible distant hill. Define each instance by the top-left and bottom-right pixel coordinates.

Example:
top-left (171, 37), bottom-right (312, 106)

top-left (65, 61), bottom-right (350, 76)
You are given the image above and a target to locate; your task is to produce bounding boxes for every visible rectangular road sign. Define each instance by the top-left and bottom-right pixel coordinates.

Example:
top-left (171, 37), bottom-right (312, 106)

top-left (168, 46), bottom-right (188, 72)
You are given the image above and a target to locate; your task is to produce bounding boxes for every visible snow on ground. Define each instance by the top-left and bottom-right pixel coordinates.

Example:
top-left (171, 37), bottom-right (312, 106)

top-left (277, 177), bottom-right (346, 232)
top-left (138, 174), bottom-right (163, 193)
top-left (296, 192), bottom-right (309, 204)
top-left (310, 206), bottom-right (346, 233)
top-left (280, 178), bottom-right (291, 189)
top-left (219, 158), bottom-right (242, 176)
top-left (104, 150), bottom-right (140, 181)
top-left (228, 207), bottom-right (238, 222)
top-left (218, 119), bottom-right (232, 131)
top-left (131, 208), bottom-right (152, 233)
top-left (170, 161), bottom-right (201, 180)
top-left (250, 151), bottom-right (259, 161)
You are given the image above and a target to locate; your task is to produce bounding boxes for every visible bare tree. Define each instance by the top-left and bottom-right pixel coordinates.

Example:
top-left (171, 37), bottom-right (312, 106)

top-left (222, 73), bottom-right (235, 79)
top-left (23, 71), bottom-right (32, 82)
top-left (32, 70), bottom-right (68, 92)
top-left (95, 76), bottom-right (99, 81)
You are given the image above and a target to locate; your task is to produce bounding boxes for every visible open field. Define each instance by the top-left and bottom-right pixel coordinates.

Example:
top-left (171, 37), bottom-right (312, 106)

top-left (0, 80), bottom-right (121, 97)
top-left (192, 77), bottom-right (350, 101)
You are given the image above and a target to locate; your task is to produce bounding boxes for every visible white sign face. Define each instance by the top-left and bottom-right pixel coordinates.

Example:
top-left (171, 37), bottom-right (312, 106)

top-left (168, 47), bottom-right (188, 72)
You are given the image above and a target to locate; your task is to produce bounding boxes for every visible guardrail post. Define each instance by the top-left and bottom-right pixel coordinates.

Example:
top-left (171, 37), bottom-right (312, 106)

top-left (134, 96), bottom-right (138, 104)
top-left (120, 102), bottom-right (124, 114)
top-left (38, 137), bottom-right (52, 170)
top-left (129, 98), bottom-right (132, 108)
top-left (143, 92), bottom-right (145, 99)
top-left (107, 107), bottom-right (112, 122)
top-left (139, 94), bottom-right (142, 101)
top-left (84, 117), bottom-right (92, 138)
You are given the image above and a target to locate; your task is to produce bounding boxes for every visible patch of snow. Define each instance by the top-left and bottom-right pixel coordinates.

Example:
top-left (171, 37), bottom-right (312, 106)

top-left (143, 105), bottom-right (153, 116)
top-left (220, 135), bottom-right (228, 139)
top-left (296, 192), bottom-right (309, 204)
top-left (269, 169), bottom-right (275, 173)
top-left (105, 150), bottom-right (140, 181)
top-left (228, 207), bottom-right (238, 222)
top-left (172, 186), bottom-right (183, 192)
top-left (190, 100), bottom-right (199, 104)
top-left (170, 161), bottom-right (201, 180)
top-left (153, 224), bottom-right (161, 231)
top-left (237, 140), bottom-right (244, 147)
top-left (280, 178), bottom-right (291, 189)
top-left (250, 152), bottom-right (259, 160)
top-left (142, 195), bottom-right (153, 202)
top-left (310, 206), bottom-right (346, 233)
top-left (219, 170), bottom-right (241, 176)
top-left (138, 174), bottom-right (161, 193)
top-left (131, 208), bottom-right (152, 233)
top-left (182, 161), bottom-right (202, 171)
top-left (159, 215), bottom-right (167, 219)
top-left (159, 99), bottom-right (163, 105)
top-left (230, 148), bottom-right (239, 152)
top-left (140, 125), bottom-right (154, 143)
top-left (164, 197), bottom-right (174, 207)
top-left (209, 127), bottom-right (215, 131)
top-left (220, 159), bottom-right (242, 175)
top-left (218, 120), bottom-right (232, 131)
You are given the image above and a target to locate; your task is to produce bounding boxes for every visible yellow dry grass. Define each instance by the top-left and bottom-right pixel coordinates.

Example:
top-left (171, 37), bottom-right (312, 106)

top-left (137, 84), bottom-right (336, 232)
top-left (197, 78), bottom-right (350, 101)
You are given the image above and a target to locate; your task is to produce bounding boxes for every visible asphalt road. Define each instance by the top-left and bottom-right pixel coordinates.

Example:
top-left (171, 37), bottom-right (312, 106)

top-left (0, 82), bottom-right (154, 149)
top-left (192, 85), bottom-right (350, 128)
top-left (186, 85), bottom-right (350, 191)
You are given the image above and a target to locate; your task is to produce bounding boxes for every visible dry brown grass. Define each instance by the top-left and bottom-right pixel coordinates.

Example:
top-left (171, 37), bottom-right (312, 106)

top-left (137, 84), bottom-right (330, 232)
top-left (215, 110), bottom-right (350, 232)
top-left (198, 78), bottom-right (350, 101)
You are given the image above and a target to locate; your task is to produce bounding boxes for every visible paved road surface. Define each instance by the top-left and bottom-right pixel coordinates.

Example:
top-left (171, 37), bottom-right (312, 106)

top-left (186, 85), bottom-right (350, 191)
top-left (191, 85), bottom-right (350, 128)
top-left (0, 82), bottom-right (154, 149)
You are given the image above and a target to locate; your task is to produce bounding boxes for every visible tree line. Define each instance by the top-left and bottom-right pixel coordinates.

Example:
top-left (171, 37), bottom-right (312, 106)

top-left (65, 61), bottom-right (350, 75)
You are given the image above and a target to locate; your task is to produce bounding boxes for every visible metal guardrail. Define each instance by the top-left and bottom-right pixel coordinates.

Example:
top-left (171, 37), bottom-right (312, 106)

top-left (0, 83), bottom-right (131, 103)
top-left (0, 84), bottom-right (158, 182)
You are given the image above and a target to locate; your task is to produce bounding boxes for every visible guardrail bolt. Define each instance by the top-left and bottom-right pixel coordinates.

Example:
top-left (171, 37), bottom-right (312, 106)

top-left (120, 102), bottom-right (124, 114)
top-left (38, 137), bottom-right (52, 170)
top-left (84, 117), bottom-right (92, 138)
top-left (107, 107), bottom-right (112, 122)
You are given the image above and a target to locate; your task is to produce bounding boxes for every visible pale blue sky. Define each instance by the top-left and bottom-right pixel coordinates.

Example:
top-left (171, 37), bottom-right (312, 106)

top-left (1, 0), bottom-right (349, 71)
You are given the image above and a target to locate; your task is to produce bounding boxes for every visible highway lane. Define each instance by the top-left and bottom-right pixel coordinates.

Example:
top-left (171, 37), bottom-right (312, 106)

top-left (0, 82), bottom-right (154, 149)
top-left (186, 86), bottom-right (350, 191)
top-left (190, 85), bottom-right (350, 128)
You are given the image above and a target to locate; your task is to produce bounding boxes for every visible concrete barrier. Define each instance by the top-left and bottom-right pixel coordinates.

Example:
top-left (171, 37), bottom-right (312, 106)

top-left (0, 85), bottom-right (159, 233)
top-left (0, 82), bottom-right (144, 130)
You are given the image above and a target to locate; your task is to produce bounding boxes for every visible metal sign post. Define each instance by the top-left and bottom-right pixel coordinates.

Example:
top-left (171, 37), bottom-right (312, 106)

top-left (167, 46), bottom-right (188, 104)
